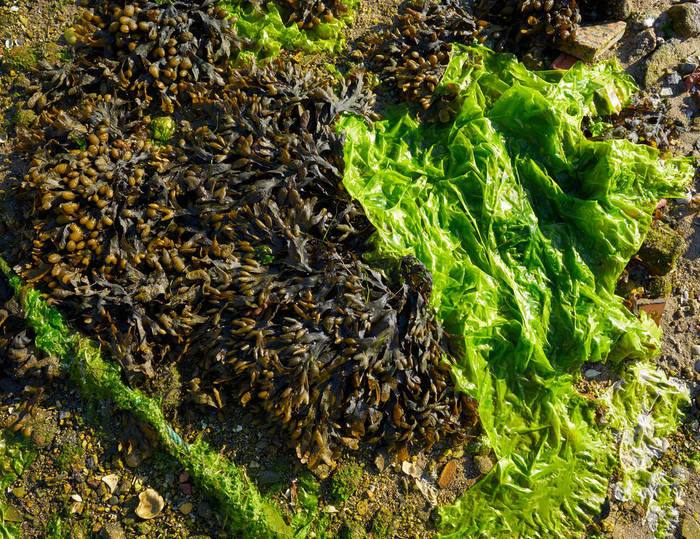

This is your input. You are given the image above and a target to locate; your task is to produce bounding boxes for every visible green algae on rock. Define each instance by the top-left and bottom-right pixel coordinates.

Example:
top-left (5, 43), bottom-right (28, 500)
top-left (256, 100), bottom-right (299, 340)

top-left (338, 45), bottom-right (693, 537)
top-left (638, 222), bottom-right (685, 276)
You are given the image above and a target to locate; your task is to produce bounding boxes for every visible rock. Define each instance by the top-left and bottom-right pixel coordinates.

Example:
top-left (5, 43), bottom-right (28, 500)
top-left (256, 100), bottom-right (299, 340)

top-left (612, 0), bottom-right (633, 20)
top-left (557, 21), bottom-right (627, 62)
top-left (669, 4), bottom-right (700, 38)
top-left (647, 275), bottom-right (671, 299)
top-left (437, 461), bottom-right (458, 489)
top-left (695, 360), bottom-right (700, 374)
top-left (691, 345), bottom-right (700, 357)
top-left (667, 72), bottom-right (683, 86)
top-left (551, 53), bottom-right (578, 71)
top-left (197, 501), bottom-right (213, 519)
top-left (374, 451), bottom-right (387, 473)
top-left (124, 450), bottom-right (142, 468)
top-left (584, 369), bottom-right (601, 379)
top-left (474, 455), bottom-right (494, 475)
top-left (687, 69), bottom-right (700, 92)
top-left (645, 39), bottom-right (700, 88)
top-left (638, 223), bottom-right (684, 275)
top-left (681, 514), bottom-right (700, 539)
top-left (179, 482), bottom-right (192, 495)
top-left (11, 486), bottom-right (26, 498)
top-left (179, 502), bottom-right (193, 515)
top-left (256, 469), bottom-right (283, 487)
top-left (625, 28), bottom-right (657, 64)
top-left (3, 504), bottom-right (22, 522)
top-left (670, 464), bottom-right (687, 482)
top-left (660, 87), bottom-right (674, 96)
top-left (134, 522), bottom-right (151, 535)
top-left (101, 474), bottom-right (120, 494)
top-left (108, 496), bottom-right (119, 506)
top-left (100, 522), bottom-right (126, 539)
top-left (135, 488), bottom-right (165, 520)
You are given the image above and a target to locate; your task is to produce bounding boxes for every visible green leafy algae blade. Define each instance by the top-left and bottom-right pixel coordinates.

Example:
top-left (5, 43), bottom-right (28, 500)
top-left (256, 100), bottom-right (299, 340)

top-left (338, 45), bottom-right (693, 537)
top-left (220, 0), bottom-right (356, 60)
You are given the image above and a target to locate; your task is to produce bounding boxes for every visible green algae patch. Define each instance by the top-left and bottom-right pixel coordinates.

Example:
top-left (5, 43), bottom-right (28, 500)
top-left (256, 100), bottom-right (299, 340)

top-left (220, 0), bottom-right (355, 61)
top-left (0, 430), bottom-right (36, 539)
top-left (338, 45), bottom-right (692, 537)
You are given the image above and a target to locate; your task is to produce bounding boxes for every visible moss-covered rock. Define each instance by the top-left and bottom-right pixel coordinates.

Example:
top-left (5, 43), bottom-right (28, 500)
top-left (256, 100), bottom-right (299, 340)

top-left (1, 46), bottom-right (40, 72)
top-left (646, 275), bottom-right (671, 299)
top-left (14, 108), bottom-right (37, 128)
top-left (370, 508), bottom-right (394, 538)
top-left (638, 223), bottom-right (684, 276)
top-left (329, 460), bottom-right (362, 503)
top-left (338, 520), bottom-right (365, 539)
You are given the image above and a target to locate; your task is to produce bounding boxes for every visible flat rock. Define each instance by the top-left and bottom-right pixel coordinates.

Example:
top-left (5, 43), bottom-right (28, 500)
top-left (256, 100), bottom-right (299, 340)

top-left (645, 39), bottom-right (700, 88)
top-left (681, 514), bottom-right (700, 539)
top-left (669, 4), bottom-right (700, 38)
top-left (101, 474), bottom-right (119, 494)
top-left (624, 28), bottom-right (657, 64)
top-left (437, 460), bottom-right (458, 489)
top-left (557, 21), bottom-right (627, 62)
top-left (100, 522), bottom-right (126, 539)
top-left (179, 502), bottom-right (193, 515)
top-left (3, 504), bottom-right (22, 522)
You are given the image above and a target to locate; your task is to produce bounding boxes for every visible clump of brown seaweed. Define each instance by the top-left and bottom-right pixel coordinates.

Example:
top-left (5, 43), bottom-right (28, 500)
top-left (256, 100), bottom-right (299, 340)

top-left (37, 0), bottom-right (242, 113)
top-left (357, 0), bottom-right (478, 113)
top-left (8, 49), bottom-right (478, 468)
top-left (474, 0), bottom-right (613, 58)
top-left (583, 95), bottom-right (683, 152)
top-left (275, 0), bottom-right (351, 30)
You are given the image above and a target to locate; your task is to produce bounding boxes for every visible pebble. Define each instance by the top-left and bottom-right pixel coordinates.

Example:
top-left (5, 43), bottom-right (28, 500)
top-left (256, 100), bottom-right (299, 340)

top-left (179, 502), bottom-right (193, 515)
top-left (12, 486), bottom-right (26, 498)
top-left (667, 72), bottom-right (683, 86)
top-left (437, 461), bottom-right (458, 489)
top-left (670, 464), bottom-right (687, 483)
top-left (101, 474), bottom-right (119, 494)
top-left (474, 455), bottom-right (494, 475)
top-left (100, 522), bottom-right (126, 539)
top-left (691, 344), bottom-right (700, 357)
top-left (660, 87), bottom-right (674, 96)
top-left (124, 451), bottom-right (142, 468)
top-left (584, 368), bottom-right (601, 379)
top-left (135, 488), bottom-right (165, 520)
top-left (694, 360), bottom-right (700, 374)
top-left (374, 451), bottom-right (387, 473)
top-left (197, 501), bottom-right (212, 519)
top-left (256, 469), bottom-right (283, 487)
